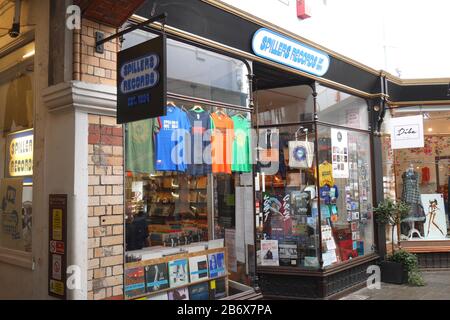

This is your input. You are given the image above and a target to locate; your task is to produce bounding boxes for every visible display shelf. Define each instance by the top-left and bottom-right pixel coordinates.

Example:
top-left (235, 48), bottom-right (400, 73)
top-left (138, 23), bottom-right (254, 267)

top-left (129, 274), bottom-right (228, 300)
top-left (125, 247), bottom-right (229, 300)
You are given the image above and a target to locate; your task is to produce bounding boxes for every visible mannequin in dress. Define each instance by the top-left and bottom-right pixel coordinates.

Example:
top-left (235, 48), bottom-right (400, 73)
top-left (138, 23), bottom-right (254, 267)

top-left (401, 164), bottom-right (426, 239)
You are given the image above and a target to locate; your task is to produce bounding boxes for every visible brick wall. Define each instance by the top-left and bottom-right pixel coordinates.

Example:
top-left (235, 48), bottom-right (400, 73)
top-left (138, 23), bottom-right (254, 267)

top-left (87, 115), bottom-right (124, 300)
top-left (73, 18), bottom-right (118, 85)
top-left (75, 17), bottom-right (124, 300)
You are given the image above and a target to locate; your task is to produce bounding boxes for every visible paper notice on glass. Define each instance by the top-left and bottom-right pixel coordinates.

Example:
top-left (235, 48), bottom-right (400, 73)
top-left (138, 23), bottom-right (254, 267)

top-left (325, 239), bottom-right (336, 251)
top-left (244, 187), bottom-right (255, 245)
top-left (260, 240), bottom-right (279, 266)
top-left (321, 225), bottom-right (333, 241)
top-left (255, 173), bottom-right (260, 191)
top-left (331, 128), bottom-right (349, 178)
top-left (322, 250), bottom-right (337, 267)
top-left (225, 229), bottom-right (237, 272)
top-left (235, 187), bottom-right (246, 263)
top-left (131, 181), bottom-right (144, 201)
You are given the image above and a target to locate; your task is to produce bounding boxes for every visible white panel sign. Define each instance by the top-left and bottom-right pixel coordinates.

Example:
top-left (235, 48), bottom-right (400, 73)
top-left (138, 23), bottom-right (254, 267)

top-left (390, 115), bottom-right (424, 149)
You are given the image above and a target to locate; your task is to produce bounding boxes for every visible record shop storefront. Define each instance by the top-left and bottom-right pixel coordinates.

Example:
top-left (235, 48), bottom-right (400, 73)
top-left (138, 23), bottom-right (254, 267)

top-left (119, 0), bottom-right (450, 300)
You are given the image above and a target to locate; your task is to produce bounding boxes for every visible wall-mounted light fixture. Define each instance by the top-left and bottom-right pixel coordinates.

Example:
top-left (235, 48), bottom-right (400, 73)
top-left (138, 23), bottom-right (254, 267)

top-left (22, 49), bottom-right (35, 59)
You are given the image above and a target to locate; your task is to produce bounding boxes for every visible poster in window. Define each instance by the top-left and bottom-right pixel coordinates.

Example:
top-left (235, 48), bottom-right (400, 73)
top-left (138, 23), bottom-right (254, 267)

top-left (260, 239), bottom-right (279, 266)
top-left (0, 178), bottom-right (24, 251)
top-left (421, 194), bottom-right (447, 240)
top-left (262, 192), bottom-right (292, 239)
top-left (331, 128), bottom-right (349, 178)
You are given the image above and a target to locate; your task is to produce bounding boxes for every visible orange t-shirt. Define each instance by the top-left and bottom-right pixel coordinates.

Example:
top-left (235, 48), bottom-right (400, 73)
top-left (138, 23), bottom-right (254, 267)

top-left (210, 112), bottom-right (234, 174)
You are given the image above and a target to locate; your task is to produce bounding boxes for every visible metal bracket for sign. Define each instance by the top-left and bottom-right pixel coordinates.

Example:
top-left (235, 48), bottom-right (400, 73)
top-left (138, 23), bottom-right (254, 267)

top-left (95, 12), bottom-right (168, 48)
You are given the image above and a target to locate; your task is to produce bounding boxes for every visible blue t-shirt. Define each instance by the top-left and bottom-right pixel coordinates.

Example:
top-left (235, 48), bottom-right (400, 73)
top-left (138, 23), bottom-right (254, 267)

top-left (155, 106), bottom-right (191, 171)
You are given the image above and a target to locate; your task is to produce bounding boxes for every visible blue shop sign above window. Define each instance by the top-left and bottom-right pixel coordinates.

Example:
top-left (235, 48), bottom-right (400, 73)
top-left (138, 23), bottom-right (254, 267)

top-left (252, 28), bottom-right (330, 77)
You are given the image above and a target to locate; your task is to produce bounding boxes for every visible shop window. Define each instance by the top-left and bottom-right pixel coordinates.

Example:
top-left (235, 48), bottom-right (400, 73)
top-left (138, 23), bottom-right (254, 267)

top-left (316, 84), bottom-right (369, 130)
top-left (381, 108), bottom-right (450, 242)
top-left (254, 82), bottom-right (375, 269)
top-left (0, 41), bottom-right (35, 253)
top-left (124, 98), bottom-right (255, 300)
top-left (316, 125), bottom-right (374, 266)
top-left (122, 30), bottom-right (249, 107)
top-left (255, 85), bottom-right (314, 126)
top-left (255, 124), bottom-right (320, 269)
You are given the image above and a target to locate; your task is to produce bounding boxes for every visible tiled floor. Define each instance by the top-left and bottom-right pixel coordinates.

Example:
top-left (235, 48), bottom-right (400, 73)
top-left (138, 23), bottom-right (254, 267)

top-left (340, 271), bottom-right (450, 300)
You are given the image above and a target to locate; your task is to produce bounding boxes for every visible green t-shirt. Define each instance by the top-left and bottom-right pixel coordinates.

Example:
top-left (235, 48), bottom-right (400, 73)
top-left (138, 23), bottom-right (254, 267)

top-left (231, 115), bottom-right (252, 172)
top-left (125, 118), bottom-right (160, 174)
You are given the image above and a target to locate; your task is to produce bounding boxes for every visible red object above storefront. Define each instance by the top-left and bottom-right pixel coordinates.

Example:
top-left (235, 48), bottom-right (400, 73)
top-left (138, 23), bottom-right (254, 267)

top-left (297, 0), bottom-right (311, 20)
top-left (75, 0), bottom-right (146, 27)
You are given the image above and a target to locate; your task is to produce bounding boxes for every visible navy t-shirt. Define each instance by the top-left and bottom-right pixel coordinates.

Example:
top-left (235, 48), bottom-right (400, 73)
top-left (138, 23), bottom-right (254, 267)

top-left (319, 184), bottom-right (339, 205)
top-left (187, 110), bottom-right (212, 176)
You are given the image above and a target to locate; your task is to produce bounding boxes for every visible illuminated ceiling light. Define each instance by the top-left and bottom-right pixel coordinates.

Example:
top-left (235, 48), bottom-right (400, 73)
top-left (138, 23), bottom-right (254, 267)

top-left (22, 49), bottom-right (35, 59)
top-left (428, 128), bottom-right (433, 132)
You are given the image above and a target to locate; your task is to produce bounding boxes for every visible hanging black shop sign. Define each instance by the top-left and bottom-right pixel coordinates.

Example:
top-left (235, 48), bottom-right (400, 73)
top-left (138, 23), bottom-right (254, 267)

top-left (117, 34), bottom-right (167, 124)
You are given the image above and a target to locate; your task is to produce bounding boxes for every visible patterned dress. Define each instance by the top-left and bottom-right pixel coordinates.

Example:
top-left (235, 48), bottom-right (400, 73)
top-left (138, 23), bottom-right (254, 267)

top-left (401, 171), bottom-right (421, 204)
top-left (401, 171), bottom-right (426, 221)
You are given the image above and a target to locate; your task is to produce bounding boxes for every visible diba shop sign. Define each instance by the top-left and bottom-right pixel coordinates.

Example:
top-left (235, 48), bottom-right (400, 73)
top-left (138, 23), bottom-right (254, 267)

top-left (7, 129), bottom-right (33, 177)
top-left (252, 28), bottom-right (330, 77)
top-left (120, 54), bottom-right (160, 94)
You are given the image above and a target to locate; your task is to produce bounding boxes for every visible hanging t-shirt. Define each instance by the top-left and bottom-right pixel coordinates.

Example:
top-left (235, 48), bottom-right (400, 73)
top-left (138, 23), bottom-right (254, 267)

top-left (231, 115), bottom-right (252, 173)
top-left (318, 161), bottom-right (334, 187)
top-left (155, 106), bottom-right (191, 171)
top-left (319, 184), bottom-right (339, 204)
top-left (256, 128), bottom-right (281, 176)
top-left (187, 110), bottom-right (212, 176)
top-left (125, 118), bottom-right (160, 174)
top-left (211, 112), bottom-right (234, 174)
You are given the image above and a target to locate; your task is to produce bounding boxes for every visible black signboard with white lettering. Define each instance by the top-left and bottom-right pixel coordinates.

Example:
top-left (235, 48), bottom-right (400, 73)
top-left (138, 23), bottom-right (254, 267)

top-left (117, 35), bottom-right (167, 124)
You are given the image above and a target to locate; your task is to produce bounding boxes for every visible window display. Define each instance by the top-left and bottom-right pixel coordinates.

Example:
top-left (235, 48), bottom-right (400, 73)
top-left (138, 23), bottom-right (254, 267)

top-left (381, 109), bottom-right (450, 241)
top-left (255, 84), bottom-right (375, 270)
top-left (0, 42), bottom-right (35, 253)
top-left (124, 99), bottom-right (253, 300)
top-left (256, 124), bottom-right (321, 269)
top-left (317, 125), bottom-right (374, 265)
